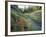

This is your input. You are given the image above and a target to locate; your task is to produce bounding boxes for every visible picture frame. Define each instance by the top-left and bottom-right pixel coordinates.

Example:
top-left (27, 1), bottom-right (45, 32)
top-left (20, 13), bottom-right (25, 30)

top-left (5, 1), bottom-right (45, 36)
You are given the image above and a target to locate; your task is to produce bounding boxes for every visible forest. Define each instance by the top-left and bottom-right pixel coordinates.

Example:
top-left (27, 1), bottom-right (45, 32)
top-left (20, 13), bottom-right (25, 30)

top-left (11, 5), bottom-right (42, 32)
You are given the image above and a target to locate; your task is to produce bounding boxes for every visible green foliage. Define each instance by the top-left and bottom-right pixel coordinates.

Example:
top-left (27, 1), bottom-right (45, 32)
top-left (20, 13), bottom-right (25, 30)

top-left (11, 5), bottom-right (42, 31)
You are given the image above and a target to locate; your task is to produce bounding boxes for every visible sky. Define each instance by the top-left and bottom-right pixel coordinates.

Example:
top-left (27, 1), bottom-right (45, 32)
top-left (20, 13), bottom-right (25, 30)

top-left (18, 5), bottom-right (32, 9)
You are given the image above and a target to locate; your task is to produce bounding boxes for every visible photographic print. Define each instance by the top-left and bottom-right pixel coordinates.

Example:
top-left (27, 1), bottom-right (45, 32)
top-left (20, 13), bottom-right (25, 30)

top-left (11, 5), bottom-right (42, 32)
top-left (5, 1), bottom-right (45, 36)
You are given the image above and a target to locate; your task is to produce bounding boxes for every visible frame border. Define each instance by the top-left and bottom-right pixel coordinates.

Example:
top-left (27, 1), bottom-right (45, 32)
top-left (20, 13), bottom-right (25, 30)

top-left (5, 1), bottom-right (45, 36)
